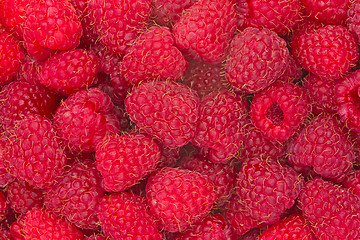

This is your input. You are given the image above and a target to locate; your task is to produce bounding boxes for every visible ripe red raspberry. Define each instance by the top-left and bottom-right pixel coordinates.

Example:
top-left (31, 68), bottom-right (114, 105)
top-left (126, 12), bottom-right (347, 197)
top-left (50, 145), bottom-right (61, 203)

top-left (225, 27), bottom-right (289, 93)
top-left (0, 32), bottom-right (25, 85)
top-left (0, 81), bottom-right (59, 128)
top-left (23, 207), bottom-right (83, 240)
top-left (0, 192), bottom-right (7, 223)
top-left (0, 137), bottom-right (15, 187)
top-left (45, 160), bottom-right (104, 229)
top-left (3, 114), bottom-right (66, 189)
top-left (291, 25), bottom-right (358, 80)
top-left (125, 81), bottom-right (199, 148)
top-left (158, 145), bottom-right (180, 168)
top-left (335, 69), bottom-right (360, 134)
top-left (88, 43), bottom-right (123, 75)
top-left (84, 235), bottom-right (108, 240)
top-left (146, 167), bottom-right (217, 232)
top-left (250, 82), bottom-right (311, 142)
top-left (172, 0), bottom-right (237, 64)
top-left (192, 90), bottom-right (249, 163)
top-left (121, 26), bottom-right (188, 86)
top-left (15, 56), bottom-right (41, 85)
top-left (39, 49), bottom-right (99, 96)
top-left (239, 0), bottom-right (302, 36)
top-left (182, 60), bottom-right (230, 99)
top-left (95, 133), bottom-right (161, 192)
top-left (53, 88), bottom-right (120, 153)
top-left (258, 213), bottom-right (315, 240)
top-left (6, 179), bottom-right (44, 214)
top-left (88, 0), bottom-right (151, 55)
top-left (342, 170), bottom-right (360, 196)
top-left (23, 0), bottom-right (82, 61)
top-left (179, 154), bottom-right (237, 207)
top-left (301, 0), bottom-right (350, 25)
top-left (236, 158), bottom-right (304, 225)
top-left (0, 0), bottom-right (28, 39)
top-left (96, 192), bottom-right (162, 239)
top-left (278, 55), bottom-right (303, 83)
top-left (299, 178), bottom-right (360, 240)
top-left (10, 214), bottom-right (24, 240)
top-left (348, 1), bottom-right (360, 44)
top-left (287, 113), bottom-right (354, 182)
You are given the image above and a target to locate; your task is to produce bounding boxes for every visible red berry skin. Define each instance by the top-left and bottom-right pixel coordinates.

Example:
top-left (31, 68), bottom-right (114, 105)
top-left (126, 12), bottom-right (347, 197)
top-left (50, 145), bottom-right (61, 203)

top-left (6, 179), bottom-right (44, 214)
top-left (23, 207), bottom-right (83, 240)
top-left (84, 235), bottom-right (108, 240)
top-left (44, 160), bottom-right (104, 230)
top-left (53, 88), bottom-right (120, 153)
top-left (0, 137), bottom-right (15, 188)
top-left (146, 167), bottom-right (217, 232)
top-left (125, 81), bottom-right (199, 149)
top-left (287, 113), bottom-right (354, 182)
top-left (121, 26), bottom-right (188, 86)
top-left (225, 27), bottom-right (289, 94)
top-left (335, 69), bottom-right (360, 134)
top-left (236, 158), bottom-right (304, 225)
top-left (88, 0), bottom-right (151, 55)
top-left (172, 0), bottom-right (237, 64)
top-left (39, 49), bottom-right (99, 96)
top-left (299, 178), bottom-right (360, 240)
top-left (95, 133), bottom-right (161, 192)
top-left (0, 192), bottom-right (7, 223)
top-left (23, 0), bottom-right (82, 61)
top-left (258, 213), bottom-right (315, 240)
top-left (342, 170), bottom-right (360, 196)
top-left (0, 0), bottom-right (28, 39)
top-left (3, 114), bottom-right (66, 189)
top-left (15, 56), bottom-right (41, 85)
top-left (348, 1), bottom-right (360, 44)
top-left (301, 0), bottom-right (350, 25)
top-left (291, 25), bottom-right (358, 80)
top-left (250, 82), bottom-right (311, 142)
top-left (96, 192), bottom-right (162, 240)
top-left (10, 214), bottom-right (25, 240)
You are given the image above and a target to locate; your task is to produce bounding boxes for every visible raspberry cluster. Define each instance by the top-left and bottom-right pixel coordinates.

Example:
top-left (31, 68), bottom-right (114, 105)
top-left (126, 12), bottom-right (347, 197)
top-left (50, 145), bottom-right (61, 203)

top-left (0, 0), bottom-right (360, 239)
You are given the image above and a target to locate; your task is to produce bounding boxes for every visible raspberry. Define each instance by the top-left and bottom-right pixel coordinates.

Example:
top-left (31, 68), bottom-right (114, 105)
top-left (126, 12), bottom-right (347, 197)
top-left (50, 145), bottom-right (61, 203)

top-left (23, 207), bottom-right (83, 240)
top-left (96, 192), bottom-right (162, 239)
top-left (0, 137), bottom-right (15, 187)
top-left (146, 167), bottom-right (217, 232)
top-left (342, 170), bottom-right (360, 196)
top-left (258, 213), bottom-right (315, 240)
top-left (10, 214), bottom-right (24, 240)
top-left (179, 154), bottom-right (237, 207)
top-left (0, 81), bottom-right (59, 128)
top-left (236, 158), bottom-right (304, 225)
top-left (158, 145), bottom-right (180, 168)
top-left (347, 1), bottom-right (360, 44)
top-left (88, 0), bottom-right (152, 55)
top-left (225, 27), bottom-right (289, 93)
top-left (121, 26), bottom-right (188, 86)
top-left (39, 49), bottom-right (99, 96)
top-left (95, 133), bottom-right (161, 192)
top-left (53, 88), bottom-right (120, 152)
top-left (0, 192), bottom-right (7, 223)
top-left (23, 0), bottom-right (82, 61)
top-left (15, 56), bottom-right (41, 85)
top-left (3, 114), bottom-right (66, 189)
top-left (301, 0), bottom-right (350, 25)
top-left (299, 178), bottom-right (360, 240)
top-left (88, 43), bottom-right (123, 75)
top-left (0, 32), bottom-right (25, 85)
top-left (6, 179), bottom-right (44, 214)
top-left (84, 235), bottom-right (108, 240)
top-left (250, 82), bottom-right (311, 142)
top-left (335, 69), bottom-right (360, 134)
top-left (287, 113), bottom-right (354, 182)
top-left (192, 90), bottom-right (249, 163)
top-left (291, 25), bottom-right (358, 80)
top-left (278, 55), bottom-right (303, 83)
top-left (0, 0), bottom-right (28, 39)
top-left (172, 0), bottom-right (237, 64)
top-left (125, 81), bottom-right (199, 148)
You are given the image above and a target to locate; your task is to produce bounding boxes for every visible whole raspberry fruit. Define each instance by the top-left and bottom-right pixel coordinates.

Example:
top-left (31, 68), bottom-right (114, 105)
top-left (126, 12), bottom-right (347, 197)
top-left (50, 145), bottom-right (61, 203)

top-left (287, 113), bottom-right (354, 182)
top-left (146, 167), bottom-right (217, 232)
top-left (23, 207), bottom-right (83, 240)
top-left (250, 82), bottom-right (311, 142)
top-left (95, 133), bottom-right (161, 192)
top-left (96, 192), bottom-right (162, 239)
top-left (258, 213), bottom-right (315, 240)
top-left (125, 81), bottom-right (199, 148)
top-left (225, 27), bottom-right (289, 93)
top-left (53, 88), bottom-right (120, 152)
top-left (299, 178), bottom-right (360, 240)
top-left (39, 49), bottom-right (99, 96)
top-left (291, 25), bottom-right (358, 80)
top-left (3, 114), bottom-right (66, 189)
top-left (236, 158), bottom-right (304, 225)
top-left (192, 90), bottom-right (249, 163)
top-left (121, 26), bottom-right (188, 86)
top-left (23, 0), bottom-right (82, 61)
top-left (88, 0), bottom-right (151, 54)
top-left (172, 0), bottom-right (237, 64)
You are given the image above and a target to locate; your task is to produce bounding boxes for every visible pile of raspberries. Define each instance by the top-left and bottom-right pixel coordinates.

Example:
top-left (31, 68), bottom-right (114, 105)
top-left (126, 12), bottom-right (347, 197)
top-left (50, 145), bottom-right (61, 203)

top-left (1, 0), bottom-right (360, 239)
